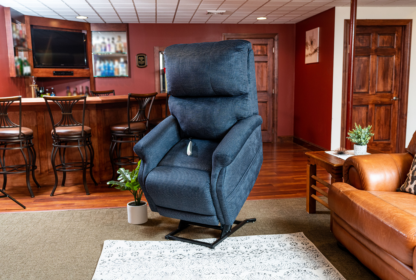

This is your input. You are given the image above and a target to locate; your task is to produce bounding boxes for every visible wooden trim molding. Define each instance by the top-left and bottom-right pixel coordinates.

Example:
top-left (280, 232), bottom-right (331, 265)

top-left (340, 19), bottom-right (412, 152)
top-left (293, 136), bottom-right (325, 151)
top-left (90, 23), bottom-right (127, 32)
top-left (222, 33), bottom-right (279, 143)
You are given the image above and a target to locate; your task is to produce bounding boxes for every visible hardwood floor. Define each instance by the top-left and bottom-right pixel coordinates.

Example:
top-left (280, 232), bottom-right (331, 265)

top-left (0, 142), bottom-right (331, 213)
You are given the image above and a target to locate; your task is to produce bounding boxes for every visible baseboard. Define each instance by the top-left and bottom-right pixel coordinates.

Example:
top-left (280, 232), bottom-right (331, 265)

top-left (293, 137), bottom-right (325, 151)
top-left (276, 136), bottom-right (294, 142)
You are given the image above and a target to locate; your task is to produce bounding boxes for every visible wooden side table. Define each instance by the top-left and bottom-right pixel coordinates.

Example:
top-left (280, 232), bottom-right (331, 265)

top-left (305, 151), bottom-right (345, 214)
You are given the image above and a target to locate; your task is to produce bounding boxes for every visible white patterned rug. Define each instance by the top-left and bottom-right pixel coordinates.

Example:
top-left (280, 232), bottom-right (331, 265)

top-left (93, 232), bottom-right (345, 280)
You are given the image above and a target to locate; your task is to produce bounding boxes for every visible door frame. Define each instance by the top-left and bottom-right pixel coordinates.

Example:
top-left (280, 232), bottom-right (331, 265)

top-left (340, 20), bottom-right (412, 152)
top-left (222, 33), bottom-right (279, 142)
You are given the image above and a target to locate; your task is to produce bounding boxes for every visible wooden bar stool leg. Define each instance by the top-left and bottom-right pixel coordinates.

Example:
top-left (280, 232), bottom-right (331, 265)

top-left (20, 146), bottom-right (34, 198)
top-left (50, 146), bottom-right (59, 196)
top-left (306, 164), bottom-right (317, 214)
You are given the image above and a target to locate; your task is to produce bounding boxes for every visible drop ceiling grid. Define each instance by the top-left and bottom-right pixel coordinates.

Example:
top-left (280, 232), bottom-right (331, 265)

top-left (0, 0), bottom-right (415, 25)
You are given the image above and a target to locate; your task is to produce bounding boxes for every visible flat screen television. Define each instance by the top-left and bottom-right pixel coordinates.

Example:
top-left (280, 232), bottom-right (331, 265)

top-left (31, 28), bottom-right (88, 68)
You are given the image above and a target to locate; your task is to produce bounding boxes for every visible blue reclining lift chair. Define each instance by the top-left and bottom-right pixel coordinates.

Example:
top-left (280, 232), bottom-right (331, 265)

top-left (134, 40), bottom-right (263, 248)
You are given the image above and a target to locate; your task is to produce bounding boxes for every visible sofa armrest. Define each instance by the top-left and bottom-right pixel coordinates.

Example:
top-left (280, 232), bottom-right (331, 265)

top-left (133, 115), bottom-right (181, 183)
top-left (344, 153), bottom-right (413, 191)
top-left (212, 115), bottom-right (262, 169)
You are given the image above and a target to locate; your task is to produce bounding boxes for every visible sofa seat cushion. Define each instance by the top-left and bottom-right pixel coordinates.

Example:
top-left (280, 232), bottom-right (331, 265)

top-left (145, 166), bottom-right (215, 216)
top-left (158, 138), bottom-right (218, 172)
top-left (330, 183), bottom-right (416, 267)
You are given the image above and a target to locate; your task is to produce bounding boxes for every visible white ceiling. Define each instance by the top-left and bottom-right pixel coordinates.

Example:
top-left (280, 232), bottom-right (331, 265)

top-left (1, 0), bottom-right (416, 24)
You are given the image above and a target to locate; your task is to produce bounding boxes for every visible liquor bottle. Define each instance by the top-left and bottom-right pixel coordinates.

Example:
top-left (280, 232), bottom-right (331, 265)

top-left (95, 36), bottom-right (101, 53)
top-left (80, 86), bottom-right (84, 95)
top-left (22, 56), bottom-right (31, 76)
top-left (39, 87), bottom-right (44, 97)
top-left (95, 60), bottom-right (101, 76)
top-left (119, 58), bottom-right (126, 76)
top-left (18, 53), bottom-right (24, 76)
top-left (103, 60), bottom-right (109, 76)
top-left (15, 56), bottom-right (20, 76)
top-left (36, 87), bottom-right (41, 98)
top-left (109, 60), bottom-right (114, 76)
top-left (50, 87), bottom-right (55, 96)
top-left (73, 87), bottom-right (78, 96)
top-left (111, 37), bottom-right (116, 53)
top-left (66, 86), bottom-right (71, 96)
top-left (114, 60), bottom-right (119, 76)
top-left (107, 38), bottom-right (111, 53)
top-left (45, 89), bottom-right (50, 96)
top-left (85, 86), bottom-right (90, 97)
top-left (116, 36), bottom-right (123, 53)
top-left (101, 37), bottom-right (106, 52)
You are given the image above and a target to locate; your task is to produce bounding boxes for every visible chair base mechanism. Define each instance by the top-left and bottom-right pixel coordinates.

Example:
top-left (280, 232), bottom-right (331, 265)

top-left (0, 189), bottom-right (25, 209)
top-left (165, 218), bottom-right (256, 249)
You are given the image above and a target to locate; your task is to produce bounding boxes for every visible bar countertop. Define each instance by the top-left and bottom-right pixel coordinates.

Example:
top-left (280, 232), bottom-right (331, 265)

top-left (14, 93), bottom-right (167, 106)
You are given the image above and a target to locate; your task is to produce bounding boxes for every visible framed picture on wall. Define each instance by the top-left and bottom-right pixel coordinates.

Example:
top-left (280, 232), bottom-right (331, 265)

top-left (305, 27), bottom-right (320, 64)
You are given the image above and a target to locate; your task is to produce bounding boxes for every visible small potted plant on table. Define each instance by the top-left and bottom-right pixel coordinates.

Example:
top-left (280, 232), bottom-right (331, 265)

top-left (107, 160), bottom-right (148, 224)
top-left (347, 123), bottom-right (374, 155)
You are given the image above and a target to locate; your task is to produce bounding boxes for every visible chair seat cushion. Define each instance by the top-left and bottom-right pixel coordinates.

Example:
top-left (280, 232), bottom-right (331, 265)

top-left (146, 166), bottom-right (215, 216)
top-left (52, 126), bottom-right (91, 136)
top-left (158, 138), bottom-right (218, 172)
top-left (0, 127), bottom-right (33, 138)
top-left (330, 183), bottom-right (416, 267)
top-left (111, 122), bottom-right (146, 132)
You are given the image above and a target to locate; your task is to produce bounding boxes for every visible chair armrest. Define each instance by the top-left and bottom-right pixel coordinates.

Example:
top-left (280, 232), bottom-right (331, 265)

top-left (133, 115), bottom-right (181, 183)
top-left (213, 115), bottom-right (262, 168)
top-left (344, 153), bottom-right (413, 191)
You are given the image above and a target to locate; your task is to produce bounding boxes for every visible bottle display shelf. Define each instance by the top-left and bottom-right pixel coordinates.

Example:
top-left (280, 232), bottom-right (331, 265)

top-left (93, 52), bottom-right (127, 56)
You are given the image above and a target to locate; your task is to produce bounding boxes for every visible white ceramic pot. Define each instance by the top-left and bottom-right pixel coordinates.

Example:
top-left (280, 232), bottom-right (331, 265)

top-left (127, 201), bottom-right (148, 224)
top-left (354, 144), bottom-right (367, 155)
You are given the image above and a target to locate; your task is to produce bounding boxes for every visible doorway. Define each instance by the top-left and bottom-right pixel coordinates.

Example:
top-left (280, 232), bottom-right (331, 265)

top-left (222, 33), bottom-right (278, 143)
top-left (341, 20), bottom-right (412, 153)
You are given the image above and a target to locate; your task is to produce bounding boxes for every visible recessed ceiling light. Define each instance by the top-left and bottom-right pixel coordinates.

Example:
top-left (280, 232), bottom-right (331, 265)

top-left (76, 15), bottom-right (88, 19)
top-left (207, 10), bottom-right (226, 15)
top-left (257, 17), bottom-right (267, 20)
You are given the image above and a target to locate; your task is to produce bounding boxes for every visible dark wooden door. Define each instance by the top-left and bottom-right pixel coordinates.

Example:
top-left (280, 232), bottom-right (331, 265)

top-left (224, 36), bottom-right (275, 143)
top-left (352, 26), bottom-right (403, 153)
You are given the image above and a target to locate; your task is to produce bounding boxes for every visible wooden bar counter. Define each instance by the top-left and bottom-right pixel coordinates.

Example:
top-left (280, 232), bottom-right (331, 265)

top-left (5, 94), bottom-right (167, 191)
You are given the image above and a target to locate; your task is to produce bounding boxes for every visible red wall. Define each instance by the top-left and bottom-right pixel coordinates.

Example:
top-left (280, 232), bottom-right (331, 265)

top-left (96, 24), bottom-right (295, 137)
top-left (294, 8), bottom-right (335, 149)
top-left (0, 6), bottom-right (26, 97)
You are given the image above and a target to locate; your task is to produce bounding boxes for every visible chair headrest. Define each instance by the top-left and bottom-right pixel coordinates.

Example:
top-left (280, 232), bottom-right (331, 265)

top-left (165, 40), bottom-right (252, 98)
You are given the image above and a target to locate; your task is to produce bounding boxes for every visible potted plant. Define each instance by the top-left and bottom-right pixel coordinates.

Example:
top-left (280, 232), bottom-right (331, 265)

top-left (347, 124), bottom-right (374, 155)
top-left (107, 160), bottom-right (148, 224)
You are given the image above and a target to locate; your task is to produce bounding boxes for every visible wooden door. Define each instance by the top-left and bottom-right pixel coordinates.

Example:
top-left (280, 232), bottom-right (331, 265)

top-left (224, 35), bottom-right (276, 143)
top-left (352, 26), bottom-right (403, 153)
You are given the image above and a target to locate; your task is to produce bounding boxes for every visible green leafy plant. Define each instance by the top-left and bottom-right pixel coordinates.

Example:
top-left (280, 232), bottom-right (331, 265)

top-left (107, 160), bottom-right (143, 206)
top-left (347, 124), bottom-right (374, 146)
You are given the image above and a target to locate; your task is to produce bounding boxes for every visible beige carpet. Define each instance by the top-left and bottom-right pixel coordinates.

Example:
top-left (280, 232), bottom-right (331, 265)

top-left (0, 198), bottom-right (377, 280)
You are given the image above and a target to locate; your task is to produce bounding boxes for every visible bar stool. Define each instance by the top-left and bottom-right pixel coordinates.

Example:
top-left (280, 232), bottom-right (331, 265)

top-left (109, 92), bottom-right (157, 179)
top-left (0, 96), bottom-right (39, 204)
top-left (148, 94), bottom-right (170, 129)
top-left (44, 96), bottom-right (97, 196)
top-left (90, 90), bottom-right (115, 96)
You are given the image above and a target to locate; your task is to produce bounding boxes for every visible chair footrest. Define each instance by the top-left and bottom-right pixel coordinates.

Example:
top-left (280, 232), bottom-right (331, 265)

top-left (165, 218), bottom-right (256, 249)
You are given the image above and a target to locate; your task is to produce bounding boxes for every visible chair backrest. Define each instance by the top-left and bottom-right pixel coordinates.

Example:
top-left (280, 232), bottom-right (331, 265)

top-left (44, 95), bottom-right (87, 137)
top-left (164, 40), bottom-right (258, 141)
top-left (0, 96), bottom-right (22, 136)
top-left (127, 92), bottom-right (157, 131)
top-left (90, 90), bottom-right (115, 96)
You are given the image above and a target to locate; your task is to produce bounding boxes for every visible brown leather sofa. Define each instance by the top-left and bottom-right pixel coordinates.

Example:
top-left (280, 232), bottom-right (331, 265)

top-left (329, 135), bottom-right (416, 280)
